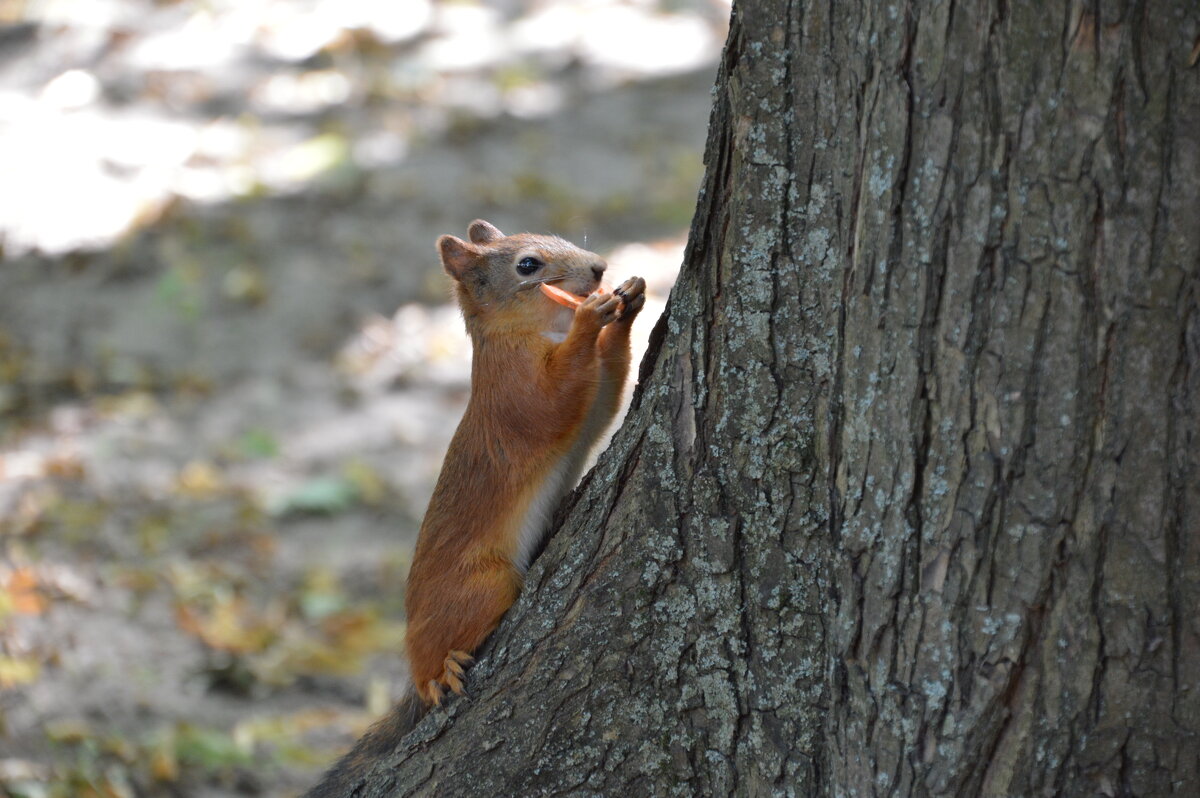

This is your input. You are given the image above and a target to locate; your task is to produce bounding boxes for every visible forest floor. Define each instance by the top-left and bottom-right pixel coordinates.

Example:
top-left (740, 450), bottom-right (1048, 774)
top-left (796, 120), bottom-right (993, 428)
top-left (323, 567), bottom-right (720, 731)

top-left (0, 1), bottom-right (720, 795)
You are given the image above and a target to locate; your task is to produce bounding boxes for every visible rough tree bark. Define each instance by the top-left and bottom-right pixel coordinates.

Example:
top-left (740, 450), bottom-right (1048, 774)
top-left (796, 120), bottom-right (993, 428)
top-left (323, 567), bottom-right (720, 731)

top-left (348, 1), bottom-right (1199, 795)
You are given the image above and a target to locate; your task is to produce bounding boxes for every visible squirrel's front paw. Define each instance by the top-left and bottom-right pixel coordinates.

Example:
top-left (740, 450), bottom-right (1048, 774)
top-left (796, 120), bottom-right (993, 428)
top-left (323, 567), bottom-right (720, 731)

top-left (612, 276), bottom-right (646, 322)
top-left (575, 291), bottom-right (623, 329)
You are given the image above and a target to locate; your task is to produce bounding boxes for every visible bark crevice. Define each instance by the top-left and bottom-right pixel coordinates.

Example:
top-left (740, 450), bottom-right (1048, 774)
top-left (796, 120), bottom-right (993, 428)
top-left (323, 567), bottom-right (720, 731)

top-left (345, 2), bottom-right (1200, 795)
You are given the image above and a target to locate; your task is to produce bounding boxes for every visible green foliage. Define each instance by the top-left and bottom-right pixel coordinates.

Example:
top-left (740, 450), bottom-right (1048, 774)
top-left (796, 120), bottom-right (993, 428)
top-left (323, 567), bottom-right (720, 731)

top-left (236, 427), bottom-right (280, 459)
top-left (268, 475), bottom-right (359, 517)
top-left (154, 265), bottom-right (202, 321)
top-left (268, 460), bottom-right (387, 517)
top-left (171, 725), bottom-right (253, 770)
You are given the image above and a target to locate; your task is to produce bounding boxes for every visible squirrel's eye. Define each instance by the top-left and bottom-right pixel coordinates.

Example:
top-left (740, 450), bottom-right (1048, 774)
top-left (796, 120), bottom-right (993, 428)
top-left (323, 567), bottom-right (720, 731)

top-left (516, 256), bottom-right (542, 276)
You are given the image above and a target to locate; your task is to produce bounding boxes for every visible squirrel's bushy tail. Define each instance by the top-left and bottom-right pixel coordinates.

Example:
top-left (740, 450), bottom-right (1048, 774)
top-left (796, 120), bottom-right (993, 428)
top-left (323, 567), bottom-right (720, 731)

top-left (304, 690), bottom-right (427, 798)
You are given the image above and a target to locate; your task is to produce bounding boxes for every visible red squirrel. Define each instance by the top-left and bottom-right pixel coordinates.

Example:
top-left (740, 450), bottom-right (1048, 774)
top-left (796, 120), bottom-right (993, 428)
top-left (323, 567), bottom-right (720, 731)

top-left (306, 220), bottom-right (645, 795)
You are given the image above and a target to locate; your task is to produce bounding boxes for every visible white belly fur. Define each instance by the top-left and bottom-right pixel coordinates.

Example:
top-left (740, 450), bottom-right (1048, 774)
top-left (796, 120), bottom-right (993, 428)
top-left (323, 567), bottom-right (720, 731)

top-left (510, 367), bottom-right (623, 574)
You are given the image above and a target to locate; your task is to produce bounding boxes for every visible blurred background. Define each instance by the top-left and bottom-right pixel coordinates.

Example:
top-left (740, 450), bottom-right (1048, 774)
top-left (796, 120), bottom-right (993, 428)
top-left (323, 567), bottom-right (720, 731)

top-left (0, 0), bottom-right (725, 794)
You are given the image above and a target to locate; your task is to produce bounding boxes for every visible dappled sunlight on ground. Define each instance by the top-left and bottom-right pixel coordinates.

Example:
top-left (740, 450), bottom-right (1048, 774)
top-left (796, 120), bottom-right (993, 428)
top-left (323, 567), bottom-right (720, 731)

top-left (0, 233), bottom-right (684, 795)
top-left (0, 0), bottom-right (727, 255)
top-left (0, 0), bottom-right (715, 794)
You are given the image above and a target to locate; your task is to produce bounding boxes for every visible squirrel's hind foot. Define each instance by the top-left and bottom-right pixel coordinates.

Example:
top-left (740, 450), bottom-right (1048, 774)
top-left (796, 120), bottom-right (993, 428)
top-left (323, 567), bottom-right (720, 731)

top-left (427, 649), bottom-right (475, 705)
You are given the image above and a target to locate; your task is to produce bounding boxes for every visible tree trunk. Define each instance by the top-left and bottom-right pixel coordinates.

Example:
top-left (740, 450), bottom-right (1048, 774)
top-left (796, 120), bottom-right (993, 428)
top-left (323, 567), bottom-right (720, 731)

top-left (355, 1), bottom-right (1200, 795)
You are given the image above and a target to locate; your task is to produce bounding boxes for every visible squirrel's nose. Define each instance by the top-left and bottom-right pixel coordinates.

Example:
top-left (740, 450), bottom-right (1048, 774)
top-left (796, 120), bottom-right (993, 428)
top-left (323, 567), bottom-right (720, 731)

top-left (591, 262), bottom-right (606, 281)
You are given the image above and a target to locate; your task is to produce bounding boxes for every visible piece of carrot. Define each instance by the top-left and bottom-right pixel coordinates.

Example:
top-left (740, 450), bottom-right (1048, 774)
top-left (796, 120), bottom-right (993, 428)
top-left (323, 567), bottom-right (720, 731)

top-left (540, 283), bottom-right (586, 309)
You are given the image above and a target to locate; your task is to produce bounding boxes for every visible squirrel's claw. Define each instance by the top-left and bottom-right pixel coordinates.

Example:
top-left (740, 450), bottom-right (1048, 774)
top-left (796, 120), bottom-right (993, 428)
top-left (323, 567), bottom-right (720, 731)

top-left (440, 650), bottom-right (475, 697)
top-left (614, 276), bottom-right (647, 322)
top-left (576, 291), bottom-right (622, 328)
top-left (426, 679), bottom-right (447, 706)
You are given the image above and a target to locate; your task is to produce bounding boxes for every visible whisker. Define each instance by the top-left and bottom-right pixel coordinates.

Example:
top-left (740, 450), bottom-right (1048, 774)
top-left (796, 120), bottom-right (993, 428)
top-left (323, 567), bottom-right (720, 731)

top-left (514, 275), bottom-right (567, 293)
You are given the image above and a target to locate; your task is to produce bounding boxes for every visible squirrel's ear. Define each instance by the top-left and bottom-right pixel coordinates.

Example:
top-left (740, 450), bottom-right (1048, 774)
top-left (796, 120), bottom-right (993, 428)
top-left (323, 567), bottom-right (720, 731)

top-left (438, 235), bottom-right (480, 281)
top-left (467, 219), bottom-right (503, 244)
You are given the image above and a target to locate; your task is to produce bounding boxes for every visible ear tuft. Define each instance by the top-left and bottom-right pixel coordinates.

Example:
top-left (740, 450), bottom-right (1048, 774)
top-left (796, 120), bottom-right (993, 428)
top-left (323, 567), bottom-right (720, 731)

top-left (438, 235), bottom-right (480, 281)
top-left (467, 219), bottom-right (504, 245)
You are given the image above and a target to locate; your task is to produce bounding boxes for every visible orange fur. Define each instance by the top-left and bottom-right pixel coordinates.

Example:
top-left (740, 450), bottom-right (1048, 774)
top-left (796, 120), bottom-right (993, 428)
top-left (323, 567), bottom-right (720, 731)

top-left (404, 220), bottom-right (645, 706)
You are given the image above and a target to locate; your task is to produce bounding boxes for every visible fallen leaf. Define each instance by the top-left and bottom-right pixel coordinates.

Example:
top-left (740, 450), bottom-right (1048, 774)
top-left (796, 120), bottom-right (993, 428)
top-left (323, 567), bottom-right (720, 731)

top-left (4, 567), bottom-right (47, 615)
top-left (0, 655), bottom-right (40, 688)
top-left (176, 461), bottom-right (224, 497)
top-left (149, 731), bottom-right (180, 783)
top-left (343, 460), bottom-right (386, 506)
top-left (44, 718), bottom-right (90, 743)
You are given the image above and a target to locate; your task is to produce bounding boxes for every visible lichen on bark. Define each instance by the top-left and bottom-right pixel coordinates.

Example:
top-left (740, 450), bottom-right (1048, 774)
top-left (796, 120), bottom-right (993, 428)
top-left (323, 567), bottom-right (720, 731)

top-left (351, 1), bottom-right (1199, 796)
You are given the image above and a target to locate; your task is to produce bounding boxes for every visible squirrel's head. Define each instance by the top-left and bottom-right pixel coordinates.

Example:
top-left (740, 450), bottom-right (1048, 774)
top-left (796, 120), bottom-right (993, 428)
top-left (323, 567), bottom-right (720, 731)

top-left (437, 220), bottom-right (607, 334)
